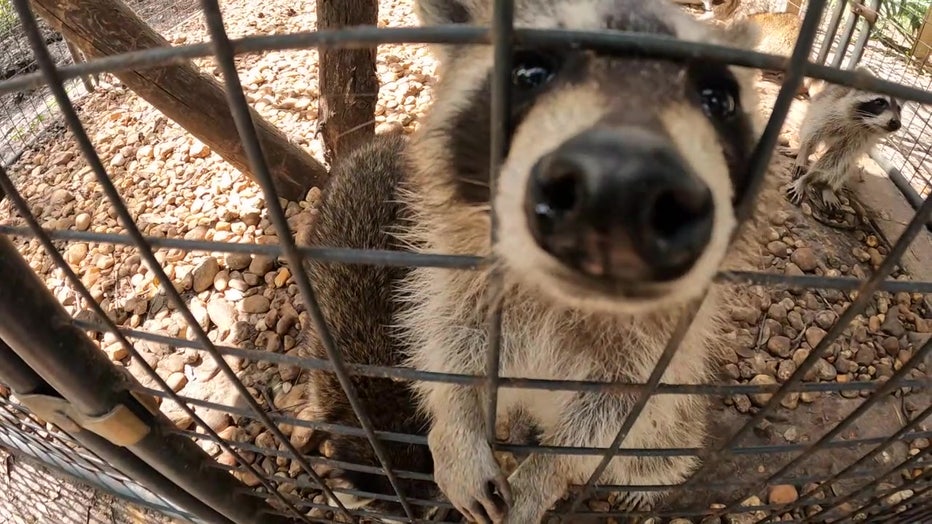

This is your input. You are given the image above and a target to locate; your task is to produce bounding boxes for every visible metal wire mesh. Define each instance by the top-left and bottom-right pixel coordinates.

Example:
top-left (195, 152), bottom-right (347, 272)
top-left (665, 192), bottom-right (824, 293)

top-left (0, 0), bottom-right (930, 523)
top-left (0, 396), bottom-right (201, 523)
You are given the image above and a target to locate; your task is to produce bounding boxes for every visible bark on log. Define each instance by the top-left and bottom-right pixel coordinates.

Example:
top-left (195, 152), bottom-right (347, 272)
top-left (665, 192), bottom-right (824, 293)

top-left (29, 0), bottom-right (328, 202)
top-left (316, 0), bottom-right (379, 165)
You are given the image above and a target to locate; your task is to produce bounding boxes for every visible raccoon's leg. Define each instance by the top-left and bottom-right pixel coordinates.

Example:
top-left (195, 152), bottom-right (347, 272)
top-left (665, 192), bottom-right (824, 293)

top-left (426, 384), bottom-right (512, 523)
top-left (791, 130), bottom-right (816, 180)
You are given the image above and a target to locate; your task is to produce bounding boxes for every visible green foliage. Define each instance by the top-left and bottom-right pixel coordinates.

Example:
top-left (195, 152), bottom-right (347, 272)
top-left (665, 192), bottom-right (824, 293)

top-left (881, 0), bottom-right (930, 35)
top-left (0, 0), bottom-right (16, 35)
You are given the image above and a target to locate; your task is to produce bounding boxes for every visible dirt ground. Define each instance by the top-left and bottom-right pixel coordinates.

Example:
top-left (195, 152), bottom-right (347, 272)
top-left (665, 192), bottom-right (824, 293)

top-left (0, 0), bottom-right (930, 522)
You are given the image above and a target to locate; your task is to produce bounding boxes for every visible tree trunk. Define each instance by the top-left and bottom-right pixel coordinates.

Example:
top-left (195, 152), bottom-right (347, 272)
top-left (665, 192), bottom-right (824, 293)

top-left (316, 0), bottom-right (379, 166)
top-left (29, 0), bottom-right (328, 202)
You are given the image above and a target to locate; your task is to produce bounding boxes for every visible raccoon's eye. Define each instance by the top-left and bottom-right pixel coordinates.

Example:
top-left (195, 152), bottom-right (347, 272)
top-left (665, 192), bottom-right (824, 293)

top-left (870, 97), bottom-right (889, 110)
top-left (512, 51), bottom-right (557, 90)
top-left (699, 87), bottom-right (737, 119)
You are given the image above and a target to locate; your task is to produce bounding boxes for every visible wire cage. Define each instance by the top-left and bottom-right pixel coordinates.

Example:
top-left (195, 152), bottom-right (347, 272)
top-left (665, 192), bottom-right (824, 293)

top-left (0, 0), bottom-right (930, 523)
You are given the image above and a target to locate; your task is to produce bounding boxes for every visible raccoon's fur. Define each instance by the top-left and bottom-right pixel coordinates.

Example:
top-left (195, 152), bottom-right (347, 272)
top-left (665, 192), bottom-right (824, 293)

top-left (299, 0), bottom-right (764, 522)
top-left (786, 67), bottom-right (902, 211)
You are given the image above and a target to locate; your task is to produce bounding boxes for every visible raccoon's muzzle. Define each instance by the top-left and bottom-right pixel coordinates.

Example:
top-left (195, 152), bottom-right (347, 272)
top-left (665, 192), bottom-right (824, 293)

top-left (524, 126), bottom-right (714, 285)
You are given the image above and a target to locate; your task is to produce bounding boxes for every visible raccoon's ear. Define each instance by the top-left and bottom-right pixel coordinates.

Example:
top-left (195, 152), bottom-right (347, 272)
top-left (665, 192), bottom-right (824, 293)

top-left (415, 0), bottom-right (474, 25)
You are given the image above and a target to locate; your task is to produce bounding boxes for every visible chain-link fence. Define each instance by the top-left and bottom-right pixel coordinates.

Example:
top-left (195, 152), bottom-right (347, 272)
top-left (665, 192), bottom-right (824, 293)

top-left (0, 0), bottom-right (931, 523)
top-left (810, 0), bottom-right (932, 208)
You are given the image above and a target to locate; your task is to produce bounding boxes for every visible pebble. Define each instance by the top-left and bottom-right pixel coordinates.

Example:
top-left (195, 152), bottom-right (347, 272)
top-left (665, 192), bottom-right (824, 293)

top-left (248, 255), bottom-right (276, 275)
top-left (766, 336), bottom-right (792, 358)
top-left (214, 269), bottom-right (230, 292)
top-left (784, 262), bottom-right (804, 276)
top-left (65, 243), bottom-right (89, 264)
top-left (191, 258), bottom-right (221, 293)
top-left (854, 345), bottom-right (876, 366)
top-left (790, 247), bottom-right (818, 271)
top-left (273, 267), bottom-right (291, 288)
top-left (166, 372), bottom-right (187, 392)
top-left (767, 240), bottom-right (789, 257)
top-left (50, 188), bottom-right (74, 205)
top-left (749, 374), bottom-right (777, 407)
top-left (768, 484), bottom-right (799, 505)
top-left (814, 358), bottom-right (837, 381)
top-left (881, 314), bottom-right (906, 337)
top-left (777, 359), bottom-right (796, 382)
top-left (207, 297), bottom-right (237, 334)
top-left (74, 213), bottom-right (92, 231)
top-left (225, 252), bottom-right (252, 271)
top-left (805, 326), bottom-right (827, 348)
top-left (767, 303), bottom-right (788, 322)
top-left (242, 295), bottom-right (271, 314)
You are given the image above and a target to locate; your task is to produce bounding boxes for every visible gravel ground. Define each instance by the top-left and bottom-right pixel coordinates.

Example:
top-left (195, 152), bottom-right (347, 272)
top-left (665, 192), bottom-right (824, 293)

top-left (0, 0), bottom-right (930, 522)
top-left (0, 448), bottom-right (184, 524)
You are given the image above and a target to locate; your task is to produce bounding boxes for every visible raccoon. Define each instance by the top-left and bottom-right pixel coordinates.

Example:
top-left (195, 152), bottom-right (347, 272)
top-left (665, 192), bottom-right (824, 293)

top-left (300, 0), bottom-right (763, 522)
top-left (299, 132), bottom-right (440, 522)
top-left (786, 67), bottom-right (902, 211)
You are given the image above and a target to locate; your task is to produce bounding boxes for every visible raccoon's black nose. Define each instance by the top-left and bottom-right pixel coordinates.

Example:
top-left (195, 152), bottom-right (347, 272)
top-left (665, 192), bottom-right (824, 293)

top-left (887, 118), bottom-right (901, 131)
top-left (525, 127), bottom-right (714, 283)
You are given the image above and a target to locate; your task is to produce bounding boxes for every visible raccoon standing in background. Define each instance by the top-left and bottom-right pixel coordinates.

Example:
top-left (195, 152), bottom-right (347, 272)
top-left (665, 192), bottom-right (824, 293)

top-left (299, 0), bottom-right (765, 522)
top-left (786, 68), bottom-right (902, 211)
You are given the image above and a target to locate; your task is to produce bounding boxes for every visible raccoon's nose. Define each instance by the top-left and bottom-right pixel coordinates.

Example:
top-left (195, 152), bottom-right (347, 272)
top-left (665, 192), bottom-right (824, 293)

top-left (525, 127), bottom-right (714, 282)
top-left (888, 118), bottom-right (901, 131)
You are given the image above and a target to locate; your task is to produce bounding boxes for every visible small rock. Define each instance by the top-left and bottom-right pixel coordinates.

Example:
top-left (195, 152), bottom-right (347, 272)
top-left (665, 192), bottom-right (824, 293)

top-left (733, 394), bottom-right (752, 413)
top-left (815, 311), bottom-right (836, 330)
top-left (884, 489), bottom-right (914, 507)
top-left (777, 359), bottom-right (796, 381)
top-left (815, 358), bottom-right (837, 381)
top-left (51, 151), bottom-right (74, 166)
top-left (103, 343), bottom-right (128, 361)
top-left (768, 484), bottom-right (798, 505)
top-left (65, 243), bottom-right (89, 264)
top-left (248, 255), bottom-right (275, 275)
top-left (274, 267), bottom-right (291, 288)
top-left (834, 357), bottom-right (856, 374)
top-left (50, 188), bottom-right (75, 205)
top-left (207, 297), bottom-right (237, 335)
top-left (805, 326), bottom-right (827, 348)
top-left (225, 252), bottom-right (252, 271)
top-left (75, 213), bottom-right (92, 231)
top-left (881, 314), bottom-right (906, 337)
top-left (790, 247), bottom-right (818, 272)
top-left (192, 258), bottom-right (220, 293)
top-left (241, 295), bottom-right (271, 314)
top-left (785, 263), bottom-right (804, 277)
top-left (770, 211), bottom-right (789, 225)
top-left (767, 303), bottom-right (788, 322)
top-left (214, 269), bottom-right (230, 292)
top-left (783, 426), bottom-right (798, 442)
top-left (189, 142), bottom-right (211, 158)
top-left (767, 240), bottom-right (789, 257)
top-left (855, 345), bottom-right (876, 366)
top-left (869, 315), bottom-right (882, 332)
top-left (767, 336), bottom-right (792, 358)
top-left (160, 353), bottom-right (187, 374)
top-left (749, 374), bottom-right (777, 407)
top-left (166, 372), bottom-right (187, 392)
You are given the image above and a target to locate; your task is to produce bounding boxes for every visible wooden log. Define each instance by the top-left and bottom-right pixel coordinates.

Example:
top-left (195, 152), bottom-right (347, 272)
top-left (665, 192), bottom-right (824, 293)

top-left (29, 0), bottom-right (328, 202)
top-left (316, 0), bottom-right (379, 165)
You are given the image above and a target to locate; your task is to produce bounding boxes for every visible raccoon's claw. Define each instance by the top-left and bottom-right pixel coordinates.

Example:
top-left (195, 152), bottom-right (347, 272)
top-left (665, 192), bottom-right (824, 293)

top-left (791, 164), bottom-right (805, 180)
top-left (820, 188), bottom-right (841, 212)
top-left (785, 181), bottom-right (805, 206)
top-left (459, 475), bottom-right (511, 523)
top-left (429, 428), bottom-right (511, 523)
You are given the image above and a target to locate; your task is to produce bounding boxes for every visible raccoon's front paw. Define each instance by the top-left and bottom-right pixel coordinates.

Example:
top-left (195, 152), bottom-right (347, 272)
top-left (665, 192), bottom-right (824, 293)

top-left (428, 428), bottom-right (512, 523)
top-left (819, 188), bottom-right (841, 212)
top-left (785, 180), bottom-right (806, 205)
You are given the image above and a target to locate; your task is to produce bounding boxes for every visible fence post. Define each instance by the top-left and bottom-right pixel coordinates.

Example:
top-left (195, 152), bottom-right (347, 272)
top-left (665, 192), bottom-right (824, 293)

top-left (815, 0), bottom-right (849, 64)
top-left (913, 3), bottom-right (932, 68)
top-left (0, 233), bottom-right (298, 524)
top-left (845, 0), bottom-right (881, 68)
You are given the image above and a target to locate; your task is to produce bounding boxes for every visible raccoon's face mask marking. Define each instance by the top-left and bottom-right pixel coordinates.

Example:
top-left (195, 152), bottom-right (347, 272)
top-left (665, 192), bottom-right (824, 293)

top-left (414, 0), bottom-right (759, 314)
top-left (853, 95), bottom-right (902, 133)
